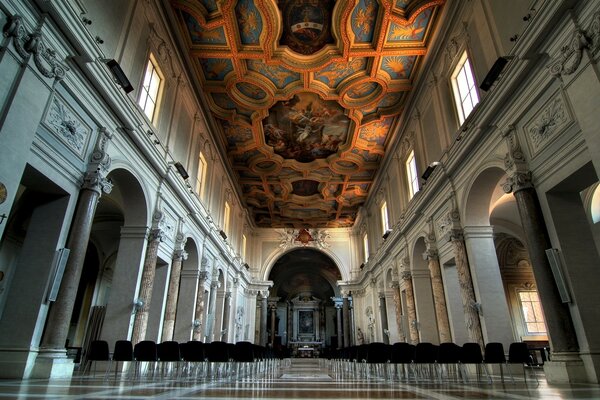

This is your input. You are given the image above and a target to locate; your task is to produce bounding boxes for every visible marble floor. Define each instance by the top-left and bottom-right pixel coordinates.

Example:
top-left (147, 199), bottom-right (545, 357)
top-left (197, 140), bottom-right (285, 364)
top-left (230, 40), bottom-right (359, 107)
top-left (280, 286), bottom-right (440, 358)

top-left (1, 359), bottom-right (599, 399)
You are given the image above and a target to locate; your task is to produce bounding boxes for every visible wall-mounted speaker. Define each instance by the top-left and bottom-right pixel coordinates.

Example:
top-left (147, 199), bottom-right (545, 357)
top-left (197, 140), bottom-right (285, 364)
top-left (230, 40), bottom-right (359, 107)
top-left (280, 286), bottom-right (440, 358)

top-left (47, 248), bottom-right (70, 302)
top-left (106, 59), bottom-right (134, 93)
top-left (545, 248), bottom-right (571, 303)
top-left (479, 57), bottom-right (509, 91)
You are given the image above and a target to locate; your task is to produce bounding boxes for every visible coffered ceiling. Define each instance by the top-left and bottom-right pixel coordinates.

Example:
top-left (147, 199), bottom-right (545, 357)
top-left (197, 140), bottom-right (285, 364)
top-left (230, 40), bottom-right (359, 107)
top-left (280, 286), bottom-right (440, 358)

top-left (170, 0), bottom-right (444, 228)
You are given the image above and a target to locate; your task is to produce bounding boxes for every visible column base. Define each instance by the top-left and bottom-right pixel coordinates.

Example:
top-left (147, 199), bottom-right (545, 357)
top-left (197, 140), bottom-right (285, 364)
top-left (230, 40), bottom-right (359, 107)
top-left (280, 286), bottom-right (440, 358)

top-left (0, 347), bottom-right (38, 379)
top-left (544, 352), bottom-right (587, 383)
top-left (31, 348), bottom-right (75, 379)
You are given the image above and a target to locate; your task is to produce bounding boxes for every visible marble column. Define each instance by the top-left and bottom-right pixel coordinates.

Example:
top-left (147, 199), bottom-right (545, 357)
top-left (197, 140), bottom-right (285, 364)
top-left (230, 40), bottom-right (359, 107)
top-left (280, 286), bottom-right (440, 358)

top-left (391, 281), bottom-right (406, 342)
top-left (192, 272), bottom-right (208, 341)
top-left (41, 129), bottom-right (112, 351)
top-left (504, 174), bottom-right (579, 355)
top-left (401, 271), bottom-right (419, 344)
top-left (425, 247), bottom-right (451, 343)
top-left (131, 227), bottom-right (164, 344)
top-left (379, 293), bottom-right (389, 344)
top-left (287, 302), bottom-right (293, 343)
top-left (162, 247), bottom-right (187, 341)
top-left (342, 296), bottom-right (351, 347)
top-left (221, 292), bottom-right (231, 341)
top-left (335, 303), bottom-right (343, 348)
top-left (270, 304), bottom-right (277, 346)
top-left (449, 229), bottom-right (484, 349)
top-left (260, 292), bottom-right (268, 346)
top-left (205, 279), bottom-right (219, 342)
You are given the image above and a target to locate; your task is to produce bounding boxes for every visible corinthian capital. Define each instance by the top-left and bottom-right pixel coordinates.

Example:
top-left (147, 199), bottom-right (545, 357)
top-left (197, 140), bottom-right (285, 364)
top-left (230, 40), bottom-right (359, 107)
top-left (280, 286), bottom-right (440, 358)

top-left (502, 171), bottom-right (533, 194)
top-left (82, 128), bottom-right (113, 194)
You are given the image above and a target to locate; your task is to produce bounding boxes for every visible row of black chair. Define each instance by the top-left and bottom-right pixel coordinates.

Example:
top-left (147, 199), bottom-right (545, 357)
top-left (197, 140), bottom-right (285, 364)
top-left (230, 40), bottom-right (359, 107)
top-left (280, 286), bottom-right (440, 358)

top-left (330, 341), bottom-right (538, 384)
top-left (83, 340), bottom-right (279, 380)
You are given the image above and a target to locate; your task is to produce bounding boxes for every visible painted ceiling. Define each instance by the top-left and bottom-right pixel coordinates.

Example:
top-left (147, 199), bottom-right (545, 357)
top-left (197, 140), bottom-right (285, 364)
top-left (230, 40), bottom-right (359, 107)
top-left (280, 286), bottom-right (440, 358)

top-left (171, 0), bottom-right (444, 228)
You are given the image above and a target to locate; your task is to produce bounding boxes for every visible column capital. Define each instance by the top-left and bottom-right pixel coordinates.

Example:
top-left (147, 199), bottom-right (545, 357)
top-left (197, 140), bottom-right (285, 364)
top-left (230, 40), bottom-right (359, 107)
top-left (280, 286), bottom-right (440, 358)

top-left (173, 249), bottom-right (188, 261)
top-left (502, 171), bottom-right (533, 194)
top-left (401, 270), bottom-right (412, 280)
top-left (148, 228), bottom-right (165, 243)
top-left (259, 290), bottom-right (269, 299)
top-left (82, 128), bottom-right (112, 195)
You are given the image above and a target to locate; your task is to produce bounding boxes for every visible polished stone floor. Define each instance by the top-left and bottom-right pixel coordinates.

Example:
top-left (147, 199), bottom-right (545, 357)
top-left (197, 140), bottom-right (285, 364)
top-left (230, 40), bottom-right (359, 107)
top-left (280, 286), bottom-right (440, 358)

top-left (1, 359), bottom-right (599, 399)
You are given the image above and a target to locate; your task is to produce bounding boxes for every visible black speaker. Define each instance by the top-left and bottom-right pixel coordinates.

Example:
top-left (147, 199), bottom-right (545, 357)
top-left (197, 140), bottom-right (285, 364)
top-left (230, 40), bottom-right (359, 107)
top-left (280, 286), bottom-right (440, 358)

top-left (479, 57), bottom-right (509, 91)
top-left (106, 59), bottom-right (134, 93)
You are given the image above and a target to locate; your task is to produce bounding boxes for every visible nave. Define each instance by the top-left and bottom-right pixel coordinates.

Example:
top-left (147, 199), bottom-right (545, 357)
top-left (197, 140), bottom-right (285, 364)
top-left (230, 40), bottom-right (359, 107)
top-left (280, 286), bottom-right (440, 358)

top-left (0, 359), bottom-right (599, 399)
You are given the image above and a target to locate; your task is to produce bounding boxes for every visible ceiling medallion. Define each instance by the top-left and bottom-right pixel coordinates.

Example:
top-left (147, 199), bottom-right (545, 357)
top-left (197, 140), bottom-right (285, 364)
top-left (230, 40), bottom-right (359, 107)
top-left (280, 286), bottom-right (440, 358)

top-left (280, 0), bottom-right (334, 55)
top-left (295, 228), bottom-right (313, 245)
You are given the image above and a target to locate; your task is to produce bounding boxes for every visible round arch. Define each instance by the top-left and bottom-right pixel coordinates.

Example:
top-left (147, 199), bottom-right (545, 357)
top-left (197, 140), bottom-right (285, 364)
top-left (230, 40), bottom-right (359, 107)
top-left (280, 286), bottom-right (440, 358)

top-left (261, 245), bottom-right (349, 282)
top-left (105, 166), bottom-right (149, 226)
top-left (267, 247), bottom-right (343, 300)
top-left (462, 165), bottom-right (507, 226)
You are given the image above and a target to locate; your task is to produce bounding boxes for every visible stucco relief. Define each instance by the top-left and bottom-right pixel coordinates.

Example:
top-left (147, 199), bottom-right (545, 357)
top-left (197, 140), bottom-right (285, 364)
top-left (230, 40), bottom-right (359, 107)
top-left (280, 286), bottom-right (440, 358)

top-left (43, 94), bottom-right (92, 158)
top-left (524, 94), bottom-right (572, 156)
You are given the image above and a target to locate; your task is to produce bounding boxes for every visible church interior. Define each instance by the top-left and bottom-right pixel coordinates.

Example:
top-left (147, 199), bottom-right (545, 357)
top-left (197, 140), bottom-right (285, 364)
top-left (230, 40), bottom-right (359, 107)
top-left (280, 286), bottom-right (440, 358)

top-left (1, 0), bottom-right (600, 398)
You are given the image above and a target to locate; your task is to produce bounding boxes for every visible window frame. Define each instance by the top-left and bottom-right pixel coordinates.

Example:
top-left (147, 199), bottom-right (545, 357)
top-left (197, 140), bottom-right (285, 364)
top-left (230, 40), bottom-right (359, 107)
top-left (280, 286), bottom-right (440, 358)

top-left (517, 289), bottom-right (548, 337)
top-left (363, 233), bottom-right (369, 263)
top-left (223, 201), bottom-right (231, 236)
top-left (195, 151), bottom-right (207, 200)
top-left (451, 51), bottom-right (480, 125)
top-left (406, 150), bottom-right (419, 199)
top-left (138, 53), bottom-right (165, 124)
top-left (242, 234), bottom-right (247, 261)
top-left (380, 201), bottom-right (390, 235)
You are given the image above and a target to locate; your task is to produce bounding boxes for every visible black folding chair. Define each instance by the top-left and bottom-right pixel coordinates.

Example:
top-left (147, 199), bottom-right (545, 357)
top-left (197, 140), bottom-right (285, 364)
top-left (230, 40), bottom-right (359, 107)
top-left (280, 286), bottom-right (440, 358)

top-left (508, 342), bottom-right (539, 384)
top-left (133, 340), bottom-right (158, 379)
top-left (83, 340), bottom-right (109, 378)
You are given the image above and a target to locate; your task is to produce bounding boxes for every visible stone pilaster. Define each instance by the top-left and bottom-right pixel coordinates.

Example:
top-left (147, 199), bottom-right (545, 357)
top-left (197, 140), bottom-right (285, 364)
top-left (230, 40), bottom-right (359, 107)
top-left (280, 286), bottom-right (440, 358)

top-left (192, 270), bottom-right (209, 341)
top-left (335, 302), bottom-right (343, 348)
top-left (269, 302), bottom-right (277, 346)
top-left (162, 231), bottom-right (188, 341)
top-left (448, 229), bottom-right (484, 349)
top-left (260, 291), bottom-right (269, 346)
top-left (131, 224), bottom-right (165, 344)
top-left (379, 293), bottom-right (389, 344)
top-left (425, 231), bottom-right (451, 343)
top-left (391, 279), bottom-right (406, 342)
top-left (342, 295), bottom-right (351, 347)
top-left (221, 292), bottom-right (231, 341)
top-left (41, 128), bottom-right (112, 350)
top-left (205, 278), bottom-right (219, 342)
top-left (401, 269), bottom-right (419, 344)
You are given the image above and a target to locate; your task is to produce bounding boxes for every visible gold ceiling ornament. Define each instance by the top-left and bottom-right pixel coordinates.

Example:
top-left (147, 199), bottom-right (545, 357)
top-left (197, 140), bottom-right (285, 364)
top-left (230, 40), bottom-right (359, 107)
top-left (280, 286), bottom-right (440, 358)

top-left (171, 0), bottom-right (445, 227)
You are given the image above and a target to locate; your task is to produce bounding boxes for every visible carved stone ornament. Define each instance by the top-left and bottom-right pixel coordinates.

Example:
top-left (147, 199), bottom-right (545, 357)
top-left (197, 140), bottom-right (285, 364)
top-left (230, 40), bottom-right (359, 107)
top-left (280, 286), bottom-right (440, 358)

top-left (401, 270), bottom-right (412, 280)
top-left (549, 29), bottom-right (589, 78)
top-left (173, 249), bottom-right (188, 261)
top-left (278, 228), bottom-right (330, 249)
top-left (527, 96), bottom-right (570, 153)
top-left (437, 208), bottom-right (460, 241)
top-left (82, 128), bottom-right (112, 194)
top-left (3, 15), bottom-right (68, 79)
top-left (502, 171), bottom-right (533, 194)
top-left (148, 228), bottom-right (165, 243)
top-left (589, 11), bottom-right (600, 56)
top-left (43, 95), bottom-right (92, 157)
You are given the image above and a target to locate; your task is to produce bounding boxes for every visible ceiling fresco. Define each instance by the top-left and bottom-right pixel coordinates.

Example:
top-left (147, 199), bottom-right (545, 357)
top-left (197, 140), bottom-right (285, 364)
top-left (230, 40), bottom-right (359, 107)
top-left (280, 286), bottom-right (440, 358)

top-left (171, 0), bottom-right (445, 228)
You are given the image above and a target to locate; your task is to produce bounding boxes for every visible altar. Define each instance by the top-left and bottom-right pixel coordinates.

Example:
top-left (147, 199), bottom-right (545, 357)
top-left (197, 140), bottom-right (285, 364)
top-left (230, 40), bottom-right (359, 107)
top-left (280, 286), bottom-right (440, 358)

top-left (289, 341), bottom-right (323, 358)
